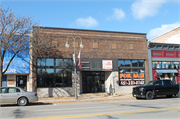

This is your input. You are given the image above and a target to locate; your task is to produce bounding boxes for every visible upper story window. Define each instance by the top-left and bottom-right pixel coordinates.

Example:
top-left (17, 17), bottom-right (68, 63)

top-left (162, 46), bottom-right (168, 49)
top-left (168, 46), bottom-right (174, 49)
top-left (156, 45), bottom-right (162, 49)
top-left (174, 46), bottom-right (179, 49)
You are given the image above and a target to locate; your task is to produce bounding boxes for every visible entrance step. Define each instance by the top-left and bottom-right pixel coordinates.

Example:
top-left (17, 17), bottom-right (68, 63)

top-left (78, 93), bottom-right (109, 97)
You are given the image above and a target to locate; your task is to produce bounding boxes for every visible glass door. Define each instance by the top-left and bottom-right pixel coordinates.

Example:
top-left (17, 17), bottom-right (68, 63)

top-left (94, 76), bottom-right (100, 93)
top-left (16, 76), bottom-right (27, 90)
top-left (86, 76), bottom-right (93, 93)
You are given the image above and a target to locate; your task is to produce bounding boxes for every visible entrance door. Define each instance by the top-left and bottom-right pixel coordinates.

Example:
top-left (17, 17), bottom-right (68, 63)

top-left (82, 72), bottom-right (105, 93)
top-left (94, 76), bottom-right (101, 93)
top-left (16, 76), bottom-right (27, 90)
top-left (86, 76), bottom-right (93, 93)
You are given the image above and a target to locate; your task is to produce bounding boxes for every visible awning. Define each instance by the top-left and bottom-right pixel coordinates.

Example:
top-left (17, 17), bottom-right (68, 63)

top-left (156, 70), bottom-right (178, 73)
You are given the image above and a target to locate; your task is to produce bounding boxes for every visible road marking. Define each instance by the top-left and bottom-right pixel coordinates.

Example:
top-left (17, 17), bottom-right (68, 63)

top-left (19, 107), bottom-right (180, 119)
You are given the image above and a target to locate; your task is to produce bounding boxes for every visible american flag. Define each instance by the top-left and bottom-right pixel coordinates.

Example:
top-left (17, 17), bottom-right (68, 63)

top-left (78, 50), bottom-right (82, 69)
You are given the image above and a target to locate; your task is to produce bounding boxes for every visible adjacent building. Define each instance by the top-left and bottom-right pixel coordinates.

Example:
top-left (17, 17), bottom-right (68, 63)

top-left (148, 42), bottom-right (180, 84)
top-left (2, 49), bottom-right (30, 90)
top-left (32, 27), bottom-right (149, 97)
top-left (148, 27), bottom-right (180, 84)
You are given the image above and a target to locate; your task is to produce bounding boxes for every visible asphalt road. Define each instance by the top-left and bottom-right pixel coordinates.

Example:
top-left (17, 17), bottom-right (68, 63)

top-left (0, 97), bottom-right (179, 119)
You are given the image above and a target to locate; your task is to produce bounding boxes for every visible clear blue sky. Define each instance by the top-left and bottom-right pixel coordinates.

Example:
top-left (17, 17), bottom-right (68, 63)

top-left (1, 0), bottom-right (180, 40)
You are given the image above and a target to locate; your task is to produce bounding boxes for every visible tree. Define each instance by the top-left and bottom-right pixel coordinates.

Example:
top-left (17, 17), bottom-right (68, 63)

top-left (0, 6), bottom-right (61, 87)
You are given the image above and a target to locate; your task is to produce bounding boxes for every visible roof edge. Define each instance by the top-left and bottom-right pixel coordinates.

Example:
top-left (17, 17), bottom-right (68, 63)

top-left (33, 26), bottom-right (146, 35)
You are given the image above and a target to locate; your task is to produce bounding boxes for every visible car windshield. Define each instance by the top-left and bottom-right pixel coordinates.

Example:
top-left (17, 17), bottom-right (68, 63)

top-left (145, 81), bottom-right (156, 86)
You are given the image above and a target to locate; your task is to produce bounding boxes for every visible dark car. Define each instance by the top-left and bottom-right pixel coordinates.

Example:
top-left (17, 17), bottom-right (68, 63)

top-left (133, 80), bottom-right (180, 100)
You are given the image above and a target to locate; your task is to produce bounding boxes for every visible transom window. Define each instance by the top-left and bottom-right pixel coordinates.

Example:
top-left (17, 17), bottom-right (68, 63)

top-left (152, 61), bottom-right (179, 69)
top-left (118, 60), bottom-right (145, 67)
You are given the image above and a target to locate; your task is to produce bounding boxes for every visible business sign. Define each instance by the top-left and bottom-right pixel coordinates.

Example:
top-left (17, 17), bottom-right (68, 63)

top-left (119, 69), bottom-right (145, 86)
top-left (102, 60), bottom-right (113, 71)
top-left (3, 58), bottom-right (29, 74)
top-left (8, 79), bottom-right (15, 85)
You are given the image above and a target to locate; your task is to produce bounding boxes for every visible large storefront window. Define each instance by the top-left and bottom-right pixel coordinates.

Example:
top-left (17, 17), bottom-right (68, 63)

top-left (37, 58), bottom-right (72, 88)
top-left (118, 60), bottom-right (145, 86)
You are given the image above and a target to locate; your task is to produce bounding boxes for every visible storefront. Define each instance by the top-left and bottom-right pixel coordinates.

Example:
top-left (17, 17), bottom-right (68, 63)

top-left (32, 27), bottom-right (149, 97)
top-left (148, 42), bottom-right (180, 84)
top-left (3, 52), bottom-right (30, 90)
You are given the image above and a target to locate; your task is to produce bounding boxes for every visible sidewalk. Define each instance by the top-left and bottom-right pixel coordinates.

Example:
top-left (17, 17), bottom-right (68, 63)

top-left (37, 94), bottom-right (136, 104)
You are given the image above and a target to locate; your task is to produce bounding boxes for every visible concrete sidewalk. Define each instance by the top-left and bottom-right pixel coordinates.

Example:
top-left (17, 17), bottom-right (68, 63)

top-left (37, 94), bottom-right (136, 104)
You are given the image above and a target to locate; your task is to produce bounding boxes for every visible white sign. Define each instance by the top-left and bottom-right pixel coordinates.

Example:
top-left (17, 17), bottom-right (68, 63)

top-left (102, 60), bottom-right (113, 71)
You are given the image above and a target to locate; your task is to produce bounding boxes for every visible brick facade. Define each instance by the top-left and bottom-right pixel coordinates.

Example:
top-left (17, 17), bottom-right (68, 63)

top-left (32, 27), bottom-right (149, 94)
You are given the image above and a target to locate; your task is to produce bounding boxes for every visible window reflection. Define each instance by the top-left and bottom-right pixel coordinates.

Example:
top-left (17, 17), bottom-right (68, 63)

top-left (132, 60), bottom-right (138, 67)
top-left (152, 62), bottom-right (161, 69)
top-left (171, 62), bottom-right (179, 69)
top-left (162, 62), bottom-right (171, 69)
top-left (46, 59), bottom-right (54, 66)
top-left (125, 60), bottom-right (130, 67)
top-left (139, 60), bottom-right (144, 67)
top-left (37, 58), bottom-right (45, 66)
top-left (56, 69), bottom-right (72, 87)
top-left (118, 60), bottom-right (124, 67)
top-left (56, 59), bottom-right (72, 67)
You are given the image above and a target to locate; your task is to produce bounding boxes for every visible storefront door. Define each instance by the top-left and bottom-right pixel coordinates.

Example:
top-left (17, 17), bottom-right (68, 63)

top-left (16, 76), bottom-right (27, 90)
top-left (86, 76), bottom-right (93, 93)
top-left (82, 72), bottom-right (105, 93)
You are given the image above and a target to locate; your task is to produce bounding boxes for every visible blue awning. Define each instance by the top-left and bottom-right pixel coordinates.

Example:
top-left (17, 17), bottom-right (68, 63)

top-left (156, 70), bottom-right (178, 73)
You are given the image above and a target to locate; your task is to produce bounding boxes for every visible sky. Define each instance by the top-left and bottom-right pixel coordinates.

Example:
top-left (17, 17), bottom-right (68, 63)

top-left (0, 0), bottom-right (180, 40)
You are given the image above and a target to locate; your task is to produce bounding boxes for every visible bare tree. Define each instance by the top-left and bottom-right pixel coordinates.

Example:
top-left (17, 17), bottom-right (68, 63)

top-left (0, 6), bottom-right (61, 87)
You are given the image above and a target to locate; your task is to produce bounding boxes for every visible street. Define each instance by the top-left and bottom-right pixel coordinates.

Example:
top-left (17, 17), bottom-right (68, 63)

top-left (0, 97), bottom-right (180, 119)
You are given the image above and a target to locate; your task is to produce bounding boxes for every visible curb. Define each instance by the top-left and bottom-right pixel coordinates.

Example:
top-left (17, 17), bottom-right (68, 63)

top-left (36, 97), bottom-right (136, 104)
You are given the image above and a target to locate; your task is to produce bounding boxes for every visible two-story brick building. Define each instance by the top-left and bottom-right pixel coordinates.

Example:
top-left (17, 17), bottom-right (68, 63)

top-left (31, 27), bottom-right (149, 98)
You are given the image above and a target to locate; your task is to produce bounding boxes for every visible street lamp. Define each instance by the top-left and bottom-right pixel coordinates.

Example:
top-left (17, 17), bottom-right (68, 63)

top-left (65, 36), bottom-right (84, 100)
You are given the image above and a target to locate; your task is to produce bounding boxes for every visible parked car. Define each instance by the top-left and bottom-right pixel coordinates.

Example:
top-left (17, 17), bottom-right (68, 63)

top-left (0, 87), bottom-right (38, 106)
top-left (133, 80), bottom-right (180, 100)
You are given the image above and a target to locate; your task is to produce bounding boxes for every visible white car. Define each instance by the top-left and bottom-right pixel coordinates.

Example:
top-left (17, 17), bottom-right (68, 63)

top-left (0, 87), bottom-right (38, 106)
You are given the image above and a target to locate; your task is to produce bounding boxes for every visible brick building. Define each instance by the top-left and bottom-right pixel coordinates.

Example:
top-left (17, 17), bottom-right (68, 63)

top-left (31, 27), bottom-right (149, 97)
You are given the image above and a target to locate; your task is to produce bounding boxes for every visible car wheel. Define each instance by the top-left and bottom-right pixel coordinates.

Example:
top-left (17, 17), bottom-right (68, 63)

top-left (176, 91), bottom-right (180, 98)
top-left (18, 97), bottom-right (28, 106)
top-left (146, 91), bottom-right (154, 100)
top-left (166, 95), bottom-right (172, 98)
